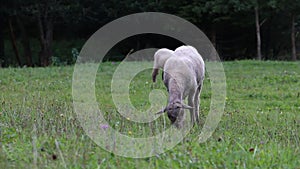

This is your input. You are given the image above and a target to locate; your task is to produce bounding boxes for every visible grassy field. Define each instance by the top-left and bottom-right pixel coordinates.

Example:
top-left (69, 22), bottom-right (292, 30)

top-left (0, 61), bottom-right (300, 168)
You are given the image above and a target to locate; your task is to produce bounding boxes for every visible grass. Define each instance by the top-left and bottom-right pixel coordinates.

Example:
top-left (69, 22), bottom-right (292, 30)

top-left (0, 60), bottom-right (300, 168)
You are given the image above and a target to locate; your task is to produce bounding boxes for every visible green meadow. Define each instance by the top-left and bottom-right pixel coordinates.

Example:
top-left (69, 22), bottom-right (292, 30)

top-left (0, 61), bottom-right (299, 168)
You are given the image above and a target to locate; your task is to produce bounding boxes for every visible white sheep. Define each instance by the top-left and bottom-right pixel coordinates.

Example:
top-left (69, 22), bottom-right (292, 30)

top-left (156, 46), bottom-right (205, 127)
top-left (152, 48), bottom-right (175, 82)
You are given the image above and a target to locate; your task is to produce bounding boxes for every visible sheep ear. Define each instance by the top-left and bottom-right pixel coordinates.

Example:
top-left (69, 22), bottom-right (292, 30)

top-left (182, 103), bottom-right (194, 110)
top-left (155, 108), bottom-right (167, 115)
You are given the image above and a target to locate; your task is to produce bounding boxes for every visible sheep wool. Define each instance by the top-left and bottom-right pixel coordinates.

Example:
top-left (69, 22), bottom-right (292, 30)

top-left (155, 45), bottom-right (205, 128)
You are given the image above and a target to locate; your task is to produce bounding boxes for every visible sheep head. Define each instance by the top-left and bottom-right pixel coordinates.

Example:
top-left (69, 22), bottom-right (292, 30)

top-left (156, 101), bottom-right (193, 124)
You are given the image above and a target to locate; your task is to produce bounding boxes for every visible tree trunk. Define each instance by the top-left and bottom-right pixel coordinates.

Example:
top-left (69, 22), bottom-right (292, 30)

top-left (255, 6), bottom-right (262, 60)
top-left (16, 16), bottom-right (33, 66)
top-left (264, 17), bottom-right (272, 60)
top-left (291, 13), bottom-right (297, 61)
top-left (37, 4), bottom-right (53, 67)
top-left (0, 16), bottom-right (4, 67)
top-left (8, 18), bottom-right (22, 66)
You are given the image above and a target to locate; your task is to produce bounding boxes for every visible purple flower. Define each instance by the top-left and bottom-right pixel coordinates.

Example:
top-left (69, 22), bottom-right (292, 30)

top-left (100, 124), bottom-right (109, 130)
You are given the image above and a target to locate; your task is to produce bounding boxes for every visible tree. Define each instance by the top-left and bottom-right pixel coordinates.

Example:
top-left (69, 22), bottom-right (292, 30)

top-left (227, 0), bottom-right (266, 60)
top-left (288, 0), bottom-right (300, 61)
top-left (0, 12), bottom-right (5, 67)
top-left (269, 0), bottom-right (300, 61)
top-left (8, 17), bottom-right (22, 66)
top-left (18, 0), bottom-right (80, 66)
top-left (0, 0), bottom-right (299, 66)
top-left (254, 4), bottom-right (262, 60)
top-left (0, 0), bottom-right (34, 66)
top-left (16, 15), bottom-right (33, 66)
top-left (291, 13), bottom-right (297, 61)
top-left (174, 0), bottom-right (230, 60)
top-left (177, 0), bottom-right (271, 60)
top-left (36, 1), bottom-right (54, 66)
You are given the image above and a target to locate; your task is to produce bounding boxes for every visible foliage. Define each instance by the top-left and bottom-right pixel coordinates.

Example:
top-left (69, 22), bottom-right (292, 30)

top-left (0, 61), bottom-right (300, 168)
top-left (0, 0), bottom-right (300, 66)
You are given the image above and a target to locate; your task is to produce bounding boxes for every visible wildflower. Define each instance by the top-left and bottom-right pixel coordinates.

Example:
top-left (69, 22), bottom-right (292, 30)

top-left (128, 131), bottom-right (132, 135)
top-left (100, 124), bottom-right (109, 130)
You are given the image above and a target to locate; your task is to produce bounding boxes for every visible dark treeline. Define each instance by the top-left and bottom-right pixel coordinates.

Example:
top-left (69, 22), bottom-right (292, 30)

top-left (0, 0), bottom-right (299, 67)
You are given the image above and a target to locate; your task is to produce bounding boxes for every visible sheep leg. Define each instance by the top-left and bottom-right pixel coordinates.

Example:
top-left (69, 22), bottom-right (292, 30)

top-left (194, 84), bottom-right (202, 124)
top-left (152, 68), bottom-right (159, 82)
top-left (188, 93), bottom-right (195, 125)
top-left (174, 109), bottom-right (185, 128)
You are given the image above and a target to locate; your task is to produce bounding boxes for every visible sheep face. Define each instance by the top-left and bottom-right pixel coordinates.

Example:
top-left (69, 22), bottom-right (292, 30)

top-left (157, 101), bottom-right (193, 124)
top-left (166, 101), bottom-right (182, 124)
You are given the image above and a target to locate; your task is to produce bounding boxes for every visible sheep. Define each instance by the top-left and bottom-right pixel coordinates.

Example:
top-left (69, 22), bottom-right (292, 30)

top-left (152, 48), bottom-right (175, 83)
top-left (156, 45), bottom-right (205, 127)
